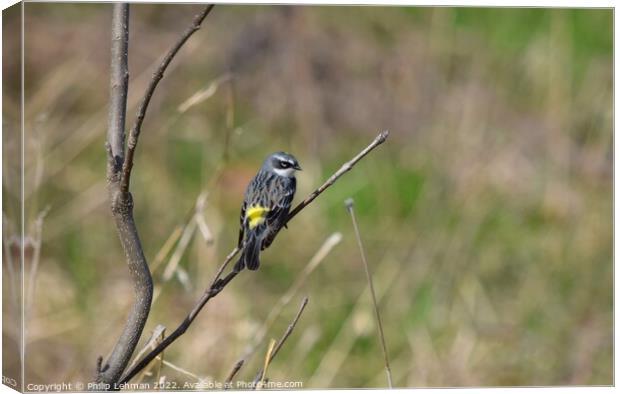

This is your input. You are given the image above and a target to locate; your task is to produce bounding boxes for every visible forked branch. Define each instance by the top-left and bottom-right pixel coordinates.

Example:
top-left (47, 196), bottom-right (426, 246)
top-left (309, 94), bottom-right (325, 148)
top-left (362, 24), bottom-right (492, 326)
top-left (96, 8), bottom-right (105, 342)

top-left (98, 3), bottom-right (215, 387)
top-left (98, 3), bottom-right (154, 386)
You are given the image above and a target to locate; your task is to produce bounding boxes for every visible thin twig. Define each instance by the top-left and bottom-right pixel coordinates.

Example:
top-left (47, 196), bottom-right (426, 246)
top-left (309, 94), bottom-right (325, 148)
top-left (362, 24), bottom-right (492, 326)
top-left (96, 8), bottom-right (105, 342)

top-left (120, 4), bottom-right (215, 194)
top-left (118, 249), bottom-right (240, 385)
top-left (236, 233), bottom-right (342, 367)
top-left (118, 131), bottom-right (389, 385)
top-left (345, 198), bottom-right (393, 388)
top-left (224, 359), bottom-right (244, 387)
top-left (252, 297), bottom-right (309, 388)
top-left (286, 130), bottom-right (389, 223)
top-left (308, 256), bottom-right (400, 387)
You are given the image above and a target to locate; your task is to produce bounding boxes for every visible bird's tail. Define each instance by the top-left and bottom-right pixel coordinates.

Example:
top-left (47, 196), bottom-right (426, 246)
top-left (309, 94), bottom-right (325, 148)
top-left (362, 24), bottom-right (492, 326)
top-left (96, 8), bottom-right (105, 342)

top-left (234, 232), bottom-right (261, 272)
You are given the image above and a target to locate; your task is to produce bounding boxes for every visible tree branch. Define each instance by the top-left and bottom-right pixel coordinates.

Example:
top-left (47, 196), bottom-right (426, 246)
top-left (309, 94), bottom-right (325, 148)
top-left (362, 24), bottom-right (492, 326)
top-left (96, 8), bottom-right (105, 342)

top-left (286, 130), bottom-right (390, 223)
top-left (98, 3), bottom-right (154, 386)
top-left (117, 130), bottom-right (390, 385)
top-left (120, 4), bottom-right (215, 194)
top-left (106, 3), bottom-right (129, 168)
top-left (99, 4), bottom-right (216, 387)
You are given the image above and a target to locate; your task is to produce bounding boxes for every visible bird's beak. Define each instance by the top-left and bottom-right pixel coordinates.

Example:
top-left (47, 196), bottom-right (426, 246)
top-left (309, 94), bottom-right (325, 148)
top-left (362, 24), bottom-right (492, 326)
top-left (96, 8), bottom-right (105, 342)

top-left (294, 163), bottom-right (302, 171)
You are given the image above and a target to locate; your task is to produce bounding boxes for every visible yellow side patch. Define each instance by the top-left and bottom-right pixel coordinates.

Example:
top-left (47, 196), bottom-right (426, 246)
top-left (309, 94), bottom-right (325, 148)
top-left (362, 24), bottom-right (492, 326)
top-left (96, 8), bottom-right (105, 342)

top-left (246, 205), bottom-right (270, 229)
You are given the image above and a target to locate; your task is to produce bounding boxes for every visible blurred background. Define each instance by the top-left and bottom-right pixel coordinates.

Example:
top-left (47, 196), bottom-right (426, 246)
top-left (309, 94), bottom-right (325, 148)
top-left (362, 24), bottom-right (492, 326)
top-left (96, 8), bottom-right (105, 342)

top-left (2, 4), bottom-right (612, 388)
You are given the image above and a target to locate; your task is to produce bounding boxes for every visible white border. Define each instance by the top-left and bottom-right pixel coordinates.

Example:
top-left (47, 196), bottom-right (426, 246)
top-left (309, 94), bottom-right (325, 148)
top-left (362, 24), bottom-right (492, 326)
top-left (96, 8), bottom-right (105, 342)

top-left (0, 2), bottom-right (615, 394)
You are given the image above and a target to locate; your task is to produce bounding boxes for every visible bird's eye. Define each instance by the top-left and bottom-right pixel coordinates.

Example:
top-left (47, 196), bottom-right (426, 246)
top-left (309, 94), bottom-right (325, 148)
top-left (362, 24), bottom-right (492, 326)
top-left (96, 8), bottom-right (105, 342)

top-left (280, 161), bottom-right (291, 168)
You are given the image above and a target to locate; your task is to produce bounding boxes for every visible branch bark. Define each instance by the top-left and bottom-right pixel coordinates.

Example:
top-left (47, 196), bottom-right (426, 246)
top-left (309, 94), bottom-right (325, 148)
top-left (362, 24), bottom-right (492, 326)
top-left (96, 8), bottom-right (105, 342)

top-left (118, 130), bottom-right (390, 385)
top-left (98, 3), bottom-right (154, 386)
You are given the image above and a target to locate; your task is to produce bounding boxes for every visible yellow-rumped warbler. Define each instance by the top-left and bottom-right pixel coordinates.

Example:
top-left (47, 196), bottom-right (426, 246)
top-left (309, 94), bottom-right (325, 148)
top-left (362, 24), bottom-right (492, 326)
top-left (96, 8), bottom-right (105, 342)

top-left (234, 152), bottom-right (302, 272)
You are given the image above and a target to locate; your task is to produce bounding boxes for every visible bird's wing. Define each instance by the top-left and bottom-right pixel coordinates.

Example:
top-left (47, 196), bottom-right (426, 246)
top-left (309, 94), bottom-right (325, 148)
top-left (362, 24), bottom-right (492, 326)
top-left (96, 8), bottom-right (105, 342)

top-left (262, 177), bottom-right (296, 249)
top-left (237, 196), bottom-right (247, 247)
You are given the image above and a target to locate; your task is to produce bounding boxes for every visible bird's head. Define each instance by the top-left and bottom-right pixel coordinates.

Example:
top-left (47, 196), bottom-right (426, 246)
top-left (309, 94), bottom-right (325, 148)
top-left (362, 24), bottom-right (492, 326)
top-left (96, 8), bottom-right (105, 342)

top-left (264, 152), bottom-right (302, 178)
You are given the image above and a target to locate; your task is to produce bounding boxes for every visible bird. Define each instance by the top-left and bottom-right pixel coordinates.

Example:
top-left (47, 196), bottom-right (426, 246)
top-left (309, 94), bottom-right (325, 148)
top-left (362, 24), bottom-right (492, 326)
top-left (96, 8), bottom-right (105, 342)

top-left (234, 152), bottom-right (302, 272)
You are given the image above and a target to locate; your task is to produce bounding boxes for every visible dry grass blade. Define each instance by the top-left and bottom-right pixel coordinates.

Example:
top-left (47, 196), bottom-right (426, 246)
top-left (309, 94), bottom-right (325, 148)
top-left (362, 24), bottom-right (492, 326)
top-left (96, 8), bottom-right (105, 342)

top-left (1, 218), bottom-right (19, 312)
top-left (252, 297), bottom-right (310, 388)
top-left (194, 192), bottom-right (214, 244)
top-left (345, 198), bottom-right (393, 388)
top-left (26, 207), bottom-right (51, 319)
top-left (309, 263), bottom-right (399, 387)
top-left (256, 339), bottom-right (277, 390)
top-left (134, 326), bottom-right (167, 384)
top-left (150, 226), bottom-right (183, 273)
top-left (195, 213), bottom-right (214, 244)
top-left (239, 233), bottom-right (342, 364)
top-left (162, 218), bottom-right (197, 282)
top-left (177, 73), bottom-right (232, 113)
top-left (161, 360), bottom-right (203, 381)
top-left (127, 325), bottom-right (166, 371)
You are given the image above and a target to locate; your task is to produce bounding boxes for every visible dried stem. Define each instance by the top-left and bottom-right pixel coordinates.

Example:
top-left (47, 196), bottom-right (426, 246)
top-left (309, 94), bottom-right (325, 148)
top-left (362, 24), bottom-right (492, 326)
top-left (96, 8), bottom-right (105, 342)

top-left (345, 198), bottom-right (393, 388)
top-left (252, 297), bottom-right (310, 388)
top-left (235, 233), bottom-right (342, 369)
top-left (120, 4), bottom-right (215, 194)
top-left (224, 359), bottom-right (244, 387)
top-left (118, 131), bottom-right (389, 385)
top-left (256, 339), bottom-right (276, 390)
top-left (26, 207), bottom-right (50, 319)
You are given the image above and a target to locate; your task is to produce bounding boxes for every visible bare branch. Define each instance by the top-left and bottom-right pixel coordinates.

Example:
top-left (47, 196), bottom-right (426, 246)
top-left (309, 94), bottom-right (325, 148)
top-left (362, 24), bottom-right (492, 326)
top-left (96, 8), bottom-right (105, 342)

top-left (236, 233), bottom-right (342, 367)
top-left (118, 131), bottom-right (389, 385)
top-left (120, 4), bottom-right (215, 194)
top-left (118, 248), bottom-right (240, 385)
top-left (97, 3), bottom-right (155, 386)
top-left (252, 297), bottom-right (310, 388)
top-left (286, 130), bottom-right (389, 223)
top-left (106, 3), bottom-right (129, 167)
top-left (345, 198), bottom-right (393, 388)
top-left (98, 5), bottom-right (218, 387)
top-left (224, 359), bottom-right (244, 387)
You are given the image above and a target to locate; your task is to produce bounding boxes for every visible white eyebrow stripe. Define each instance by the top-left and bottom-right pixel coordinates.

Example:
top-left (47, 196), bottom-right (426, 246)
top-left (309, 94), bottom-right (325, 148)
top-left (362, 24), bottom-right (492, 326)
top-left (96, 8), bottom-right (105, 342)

top-left (273, 167), bottom-right (296, 177)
